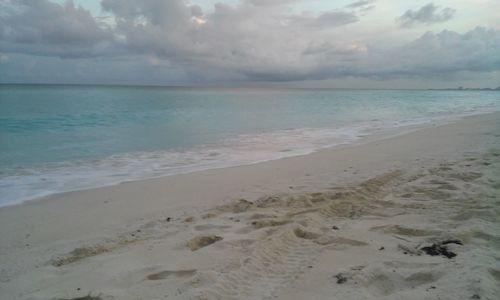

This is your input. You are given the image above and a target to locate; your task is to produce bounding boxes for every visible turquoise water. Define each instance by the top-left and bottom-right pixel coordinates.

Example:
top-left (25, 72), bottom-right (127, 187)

top-left (1, 85), bottom-right (499, 206)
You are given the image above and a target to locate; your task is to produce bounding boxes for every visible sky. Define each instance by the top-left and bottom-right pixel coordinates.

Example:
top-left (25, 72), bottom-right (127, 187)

top-left (0, 0), bottom-right (499, 88)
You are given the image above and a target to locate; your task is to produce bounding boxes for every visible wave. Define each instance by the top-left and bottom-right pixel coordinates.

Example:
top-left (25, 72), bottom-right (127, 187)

top-left (0, 109), bottom-right (496, 207)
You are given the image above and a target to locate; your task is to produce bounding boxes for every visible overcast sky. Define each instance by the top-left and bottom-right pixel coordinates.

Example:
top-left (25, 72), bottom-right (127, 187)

top-left (0, 0), bottom-right (499, 88)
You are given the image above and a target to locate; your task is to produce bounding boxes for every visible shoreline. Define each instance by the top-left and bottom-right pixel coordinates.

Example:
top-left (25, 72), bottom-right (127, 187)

top-left (0, 112), bottom-right (498, 299)
top-left (2, 110), bottom-right (496, 209)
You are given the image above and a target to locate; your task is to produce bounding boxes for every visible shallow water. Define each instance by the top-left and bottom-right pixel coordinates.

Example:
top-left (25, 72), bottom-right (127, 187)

top-left (1, 85), bottom-right (499, 206)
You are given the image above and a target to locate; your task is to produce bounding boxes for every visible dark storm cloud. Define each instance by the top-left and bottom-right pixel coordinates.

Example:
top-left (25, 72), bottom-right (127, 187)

top-left (99, 0), bottom-right (359, 72)
top-left (101, 0), bottom-right (192, 27)
top-left (0, 0), bottom-right (114, 58)
top-left (398, 3), bottom-right (455, 28)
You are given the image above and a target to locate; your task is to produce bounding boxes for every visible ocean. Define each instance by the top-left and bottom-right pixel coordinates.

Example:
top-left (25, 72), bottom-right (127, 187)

top-left (1, 84), bottom-right (499, 206)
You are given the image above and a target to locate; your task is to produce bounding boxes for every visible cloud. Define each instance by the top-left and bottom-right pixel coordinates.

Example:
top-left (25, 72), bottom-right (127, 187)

top-left (247, 0), bottom-right (298, 6)
top-left (98, 0), bottom-right (360, 78)
top-left (0, 52), bottom-right (9, 63)
top-left (0, 0), bottom-right (498, 85)
top-left (346, 0), bottom-right (375, 9)
top-left (0, 0), bottom-right (114, 58)
top-left (345, 0), bottom-right (376, 13)
top-left (288, 11), bottom-right (359, 28)
top-left (351, 27), bottom-right (500, 79)
top-left (396, 27), bottom-right (500, 75)
top-left (233, 27), bottom-right (500, 81)
top-left (398, 3), bottom-right (455, 28)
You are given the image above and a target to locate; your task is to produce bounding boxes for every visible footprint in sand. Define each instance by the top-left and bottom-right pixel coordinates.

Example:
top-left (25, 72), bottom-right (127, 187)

top-left (187, 235), bottom-right (223, 251)
top-left (194, 224), bottom-right (232, 231)
top-left (320, 236), bottom-right (369, 248)
top-left (488, 268), bottom-right (500, 281)
top-left (146, 269), bottom-right (197, 281)
top-left (408, 187), bottom-right (452, 200)
top-left (51, 246), bottom-right (111, 267)
top-left (360, 267), bottom-right (443, 296)
top-left (370, 224), bottom-right (439, 237)
top-left (251, 219), bottom-right (291, 229)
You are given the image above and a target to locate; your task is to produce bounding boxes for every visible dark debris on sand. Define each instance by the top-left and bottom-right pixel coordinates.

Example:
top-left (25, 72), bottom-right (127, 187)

top-left (59, 294), bottom-right (102, 300)
top-left (334, 273), bottom-right (348, 284)
top-left (420, 239), bottom-right (462, 259)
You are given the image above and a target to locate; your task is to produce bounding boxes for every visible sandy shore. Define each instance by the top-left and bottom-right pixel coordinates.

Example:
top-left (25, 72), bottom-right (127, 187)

top-left (1, 113), bottom-right (499, 300)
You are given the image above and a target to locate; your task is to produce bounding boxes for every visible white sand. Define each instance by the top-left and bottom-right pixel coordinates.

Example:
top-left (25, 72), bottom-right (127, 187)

top-left (0, 113), bottom-right (499, 300)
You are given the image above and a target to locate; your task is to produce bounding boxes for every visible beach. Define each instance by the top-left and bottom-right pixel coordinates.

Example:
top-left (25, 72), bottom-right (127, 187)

top-left (0, 112), bottom-right (499, 300)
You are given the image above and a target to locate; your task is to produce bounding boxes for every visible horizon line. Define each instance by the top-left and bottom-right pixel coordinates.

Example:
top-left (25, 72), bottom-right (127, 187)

top-left (1, 82), bottom-right (498, 91)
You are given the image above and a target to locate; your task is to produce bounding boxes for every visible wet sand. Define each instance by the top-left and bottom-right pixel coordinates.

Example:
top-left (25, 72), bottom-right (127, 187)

top-left (0, 112), bottom-right (499, 300)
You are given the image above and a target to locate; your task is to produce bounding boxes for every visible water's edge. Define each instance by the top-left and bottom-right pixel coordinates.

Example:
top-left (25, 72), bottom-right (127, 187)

top-left (2, 111), bottom-right (495, 208)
